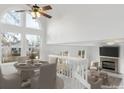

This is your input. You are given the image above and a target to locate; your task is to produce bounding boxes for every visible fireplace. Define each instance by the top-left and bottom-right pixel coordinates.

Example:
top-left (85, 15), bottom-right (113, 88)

top-left (100, 57), bottom-right (119, 73)
top-left (102, 61), bottom-right (115, 70)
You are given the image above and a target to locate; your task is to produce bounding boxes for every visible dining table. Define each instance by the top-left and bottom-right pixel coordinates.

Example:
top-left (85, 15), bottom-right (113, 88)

top-left (14, 60), bottom-right (46, 88)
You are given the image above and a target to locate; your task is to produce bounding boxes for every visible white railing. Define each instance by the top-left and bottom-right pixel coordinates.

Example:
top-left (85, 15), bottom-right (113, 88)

top-left (48, 55), bottom-right (90, 89)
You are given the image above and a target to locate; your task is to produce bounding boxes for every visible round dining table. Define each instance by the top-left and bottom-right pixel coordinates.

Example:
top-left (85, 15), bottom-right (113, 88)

top-left (14, 62), bottom-right (42, 88)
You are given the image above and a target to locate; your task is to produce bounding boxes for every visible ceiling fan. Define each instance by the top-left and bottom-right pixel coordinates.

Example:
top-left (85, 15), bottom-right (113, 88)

top-left (15, 4), bottom-right (52, 19)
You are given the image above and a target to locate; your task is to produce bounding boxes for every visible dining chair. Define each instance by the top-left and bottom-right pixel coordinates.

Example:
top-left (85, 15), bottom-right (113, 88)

top-left (48, 56), bottom-right (58, 64)
top-left (31, 62), bottom-right (57, 89)
top-left (18, 56), bottom-right (28, 63)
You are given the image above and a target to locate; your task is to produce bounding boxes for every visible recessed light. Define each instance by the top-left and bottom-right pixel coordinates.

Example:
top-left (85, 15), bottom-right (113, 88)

top-left (106, 42), bottom-right (115, 45)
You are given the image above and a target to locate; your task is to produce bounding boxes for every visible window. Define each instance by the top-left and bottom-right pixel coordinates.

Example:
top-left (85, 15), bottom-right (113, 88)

top-left (26, 34), bottom-right (40, 59)
top-left (2, 32), bottom-right (21, 45)
top-left (1, 32), bottom-right (21, 63)
top-left (26, 13), bottom-right (40, 29)
top-left (1, 10), bottom-right (22, 26)
top-left (0, 9), bottom-right (42, 63)
top-left (1, 10), bottom-right (40, 30)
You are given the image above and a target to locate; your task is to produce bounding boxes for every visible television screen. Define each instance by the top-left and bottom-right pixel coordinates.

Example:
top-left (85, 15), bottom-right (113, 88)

top-left (100, 46), bottom-right (119, 57)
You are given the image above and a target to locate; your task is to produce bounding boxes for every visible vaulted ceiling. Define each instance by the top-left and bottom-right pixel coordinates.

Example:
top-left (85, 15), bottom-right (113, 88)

top-left (1, 4), bottom-right (124, 45)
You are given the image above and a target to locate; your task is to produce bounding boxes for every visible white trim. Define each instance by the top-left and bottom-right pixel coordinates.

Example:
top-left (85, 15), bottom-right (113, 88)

top-left (48, 55), bottom-right (87, 61)
top-left (100, 56), bottom-right (119, 59)
top-left (0, 23), bottom-right (42, 35)
top-left (20, 33), bottom-right (27, 56)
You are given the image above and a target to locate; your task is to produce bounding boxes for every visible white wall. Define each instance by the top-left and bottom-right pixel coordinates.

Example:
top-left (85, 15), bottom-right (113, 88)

top-left (90, 46), bottom-right (100, 62)
top-left (39, 18), bottom-right (48, 60)
top-left (47, 5), bottom-right (124, 44)
top-left (119, 44), bottom-right (124, 74)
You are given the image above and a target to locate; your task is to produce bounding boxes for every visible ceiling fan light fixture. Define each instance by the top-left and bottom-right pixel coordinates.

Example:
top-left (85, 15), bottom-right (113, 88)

top-left (31, 12), bottom-right (36, 17)
top-left (15, 4), bottom-right (52, 19)
top-left (36, 12), bottom-right (41, 17)
top-left (31, 11), bottom-right (41, 18)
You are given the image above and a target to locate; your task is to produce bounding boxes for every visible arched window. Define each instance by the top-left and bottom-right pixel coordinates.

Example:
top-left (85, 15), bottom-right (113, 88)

top-left (1, 10), bottom-right (40, 30)
top-left (1, 10), bottom-right (22, 26)
top-left (0, 8), bottom-right (41, 63)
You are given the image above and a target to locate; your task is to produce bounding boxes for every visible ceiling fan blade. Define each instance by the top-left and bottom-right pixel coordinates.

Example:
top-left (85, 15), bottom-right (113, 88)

top-left (42, 5), bottom-right (52, 11)
top-left (15, 10), bottom-right (26, 12)
top-left (40, 12), bottom-right (52, 18)
top-left (15, 10), bottom-right (32, 13)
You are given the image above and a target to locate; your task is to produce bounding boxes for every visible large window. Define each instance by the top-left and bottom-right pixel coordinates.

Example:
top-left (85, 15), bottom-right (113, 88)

top-left (1, 32), bottom-right (21, 63)
top-left (0, 9), bottom-right (42, 63)
top-left (1, 10), bottom-right (22, 26)
top-left (1, 10), bottom-right (40, 30)
top-left (26, 34), bottom-right (40, 59)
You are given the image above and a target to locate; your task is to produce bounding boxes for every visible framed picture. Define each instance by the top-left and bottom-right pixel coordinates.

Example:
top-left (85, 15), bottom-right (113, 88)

top-left (78, 50), bottom-right (82, 57)
top-left (78, 50), bottom-right (85, 58)
top-left (82, 50), bottom-right (85, 58)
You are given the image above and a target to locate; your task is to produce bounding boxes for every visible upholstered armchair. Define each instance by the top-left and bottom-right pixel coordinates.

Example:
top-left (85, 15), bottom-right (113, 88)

top-left (89, 61), bottom-right (100, 71)
top-left (88, 71), bottom-right (103, 89)
top-left (0, 65), bottom-right (21, 89)
top-left (88, 75), bottom-right (103, 89)
top-left (31, 62), bottom-right (57, 89)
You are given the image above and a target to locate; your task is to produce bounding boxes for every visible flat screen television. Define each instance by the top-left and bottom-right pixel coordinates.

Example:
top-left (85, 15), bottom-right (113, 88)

top-left (100, 46), bottom-right (119, 57)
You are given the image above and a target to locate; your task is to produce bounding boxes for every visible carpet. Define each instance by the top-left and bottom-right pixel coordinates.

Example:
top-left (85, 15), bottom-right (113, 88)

top-left (101, 76), bottom-right (122, 89)
top-left (88, 71), bottom-right (122, 89)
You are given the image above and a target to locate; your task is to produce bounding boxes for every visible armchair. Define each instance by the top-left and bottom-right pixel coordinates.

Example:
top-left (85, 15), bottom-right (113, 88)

top-left (31, 62), bottom-right (57, 89)
top-left (89, 61), bottom-right (100, 71)
top-left (0, 65), bottom-right (20, 89)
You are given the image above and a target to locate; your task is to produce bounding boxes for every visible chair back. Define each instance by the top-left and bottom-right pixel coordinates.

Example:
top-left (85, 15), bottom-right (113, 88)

top-left (0, 66), bottom-right (2, 88)
top-left (38, 62), bottom-right (57, 89)
top-left (18, 56), bottom-right (28, 63)
top-left (49, 56), bottom-right (58, 64)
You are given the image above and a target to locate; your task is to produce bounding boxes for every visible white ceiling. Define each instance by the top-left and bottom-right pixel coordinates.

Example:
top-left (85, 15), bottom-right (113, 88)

top-left (1, 4), bottom-right (124, 24)
top-left (47, 4), bottom-right (124, 45)
top-left (1, 4), bottom-right (124, 46)
top-left (1, 4), bottom-right (124, 18)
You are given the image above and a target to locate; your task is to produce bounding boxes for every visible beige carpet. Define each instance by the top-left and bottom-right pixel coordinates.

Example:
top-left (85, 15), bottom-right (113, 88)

top-left (101, 76), bottom-right (122, 89)
top-left (88, 70), bottom-right (122, 89)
